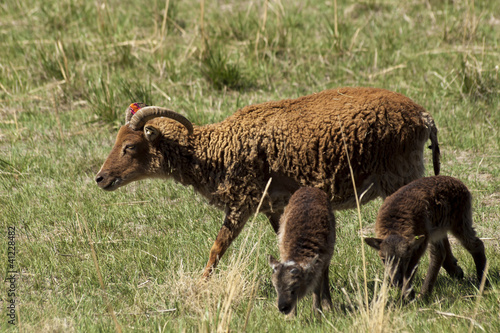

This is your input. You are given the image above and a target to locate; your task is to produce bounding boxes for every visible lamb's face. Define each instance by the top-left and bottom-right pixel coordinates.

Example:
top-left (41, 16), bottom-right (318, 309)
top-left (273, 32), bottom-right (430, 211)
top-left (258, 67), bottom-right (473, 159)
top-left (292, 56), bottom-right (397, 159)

top-left (365, 234), bottom-right (426, 288)
top-left (269, 257), bottom-right (308, 315)
top-left (378, 235), bottom-right (414, 287)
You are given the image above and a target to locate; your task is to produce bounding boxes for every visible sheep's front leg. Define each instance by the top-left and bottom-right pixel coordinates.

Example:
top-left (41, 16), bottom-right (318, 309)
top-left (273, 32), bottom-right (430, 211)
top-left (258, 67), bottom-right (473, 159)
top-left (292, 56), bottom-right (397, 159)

top-left (321, 267), bottom-right (333, 311)
top-left (202, 210), bottom-right (250, 278)
top-left (402, 255), bottom-right (420, 299)
top-left (419, 241), bottom-right (445, 297)
top-left (312, 280), bottom-right (323, 315)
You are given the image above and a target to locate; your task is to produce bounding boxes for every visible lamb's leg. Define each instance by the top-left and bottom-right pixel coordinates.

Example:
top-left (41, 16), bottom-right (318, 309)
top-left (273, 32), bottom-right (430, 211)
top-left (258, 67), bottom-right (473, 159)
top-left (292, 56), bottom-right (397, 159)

top-left (265, 210), bottom-right (283, 233)
top-left (420, 241), bottom-right (446, 297)
top-left (402, 255), bottom-right (420, 299)
top-left (312, 278), bottom-right (323, 315)
top-left (453, 230), bottom-right (488, 285)
top-left (469, 240), bottom-right (487, 285)
top-left (202, 210), bottom-right (249, 278)
top-left (441, 236), bottom-right (464, 279)
top-left (321, 267), bottom-right (333, 311)
top-left (451, 203), bottom-right (488, 286)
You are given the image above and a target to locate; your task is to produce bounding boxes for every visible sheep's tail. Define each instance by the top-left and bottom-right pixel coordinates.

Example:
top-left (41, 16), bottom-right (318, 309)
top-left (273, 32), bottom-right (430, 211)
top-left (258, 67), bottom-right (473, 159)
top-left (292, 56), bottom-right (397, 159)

top-left (422, 112), bottom-right (440, 175)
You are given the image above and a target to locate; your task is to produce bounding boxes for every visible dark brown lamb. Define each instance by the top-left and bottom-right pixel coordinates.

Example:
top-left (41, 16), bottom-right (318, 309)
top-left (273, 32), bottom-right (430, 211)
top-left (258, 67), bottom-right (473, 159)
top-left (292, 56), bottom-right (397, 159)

top-left (96, 87), bottom-right (440, 277)
top-left (365, 176), bottom-right (487, 298)
top-left (269, 187), bottom-right (336, 315)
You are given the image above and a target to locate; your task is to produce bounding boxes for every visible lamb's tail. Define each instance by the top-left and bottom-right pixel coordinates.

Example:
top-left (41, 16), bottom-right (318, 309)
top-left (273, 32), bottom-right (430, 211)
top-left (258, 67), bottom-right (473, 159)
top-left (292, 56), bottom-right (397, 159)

top-left (422, 112), bottom-right (440, 175)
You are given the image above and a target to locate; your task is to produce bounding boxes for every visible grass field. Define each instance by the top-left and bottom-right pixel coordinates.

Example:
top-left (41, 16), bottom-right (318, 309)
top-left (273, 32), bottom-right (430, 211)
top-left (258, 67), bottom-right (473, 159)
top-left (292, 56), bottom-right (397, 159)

top-left (1, 0), bottom-right (499, 331)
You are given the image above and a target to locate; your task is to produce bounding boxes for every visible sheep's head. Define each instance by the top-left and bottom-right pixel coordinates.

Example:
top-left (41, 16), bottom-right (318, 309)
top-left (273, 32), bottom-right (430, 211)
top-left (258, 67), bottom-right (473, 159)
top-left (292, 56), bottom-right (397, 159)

top-left (268, 255), bottom-right (319, 315)
top-left (365, 234), bottom-right (426, 288)
top-left (95, 103), bottom-right (193, 191)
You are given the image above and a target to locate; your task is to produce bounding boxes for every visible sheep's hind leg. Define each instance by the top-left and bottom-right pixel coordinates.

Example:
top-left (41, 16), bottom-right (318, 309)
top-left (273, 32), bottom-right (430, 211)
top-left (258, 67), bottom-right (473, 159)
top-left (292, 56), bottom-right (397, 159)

top-left (452, 205), bottom-right (488, 286)
top-left (453, 230), bottom-right (488, 286)
top-left (441, 236), bottom-right (464, 279)
top-left (202, 210), bottom-right (250, 278)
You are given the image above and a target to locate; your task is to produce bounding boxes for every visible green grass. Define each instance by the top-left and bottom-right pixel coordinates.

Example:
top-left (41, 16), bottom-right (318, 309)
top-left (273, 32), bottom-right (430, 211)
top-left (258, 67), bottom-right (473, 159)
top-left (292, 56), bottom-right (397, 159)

top-left (1, 0), bottom-right (499, 331)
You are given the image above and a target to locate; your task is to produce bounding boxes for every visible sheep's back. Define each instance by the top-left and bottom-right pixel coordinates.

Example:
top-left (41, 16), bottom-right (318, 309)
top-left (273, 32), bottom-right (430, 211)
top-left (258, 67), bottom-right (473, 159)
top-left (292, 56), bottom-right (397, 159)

top-left (375, 176), bottom-right (471, 239)
top-left (278, 187), bottom-right (335, 262)
top-left (195, 87), bottom-right (431, 209)
top-left (230, 87), bottom-right (429, 201)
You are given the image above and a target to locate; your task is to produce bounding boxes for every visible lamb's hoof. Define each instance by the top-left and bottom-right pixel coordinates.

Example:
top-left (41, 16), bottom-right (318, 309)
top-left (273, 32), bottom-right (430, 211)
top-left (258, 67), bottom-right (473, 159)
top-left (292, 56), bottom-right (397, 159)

top-left (403, 289), bottom-right (416, 301)
top-left (449, 266), bottom-right (464, 280)
top-left (479, 275), bottom-right (491, 289)
top-left (321, 300), bottom-right (333, 312)
top-left (416, 291), bottom-right (432, 302)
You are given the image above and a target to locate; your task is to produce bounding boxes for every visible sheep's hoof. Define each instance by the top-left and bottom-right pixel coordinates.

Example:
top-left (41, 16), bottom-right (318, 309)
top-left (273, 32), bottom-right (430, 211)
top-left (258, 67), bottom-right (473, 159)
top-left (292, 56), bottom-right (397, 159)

top-left (449, 266), bottom-right (464, 280)
top-left (403, 289), bottom-right (416, 301)
top-left (416, 291), bottom-right (432, 302)
top-left (321, 300), bottom-right (333, 311)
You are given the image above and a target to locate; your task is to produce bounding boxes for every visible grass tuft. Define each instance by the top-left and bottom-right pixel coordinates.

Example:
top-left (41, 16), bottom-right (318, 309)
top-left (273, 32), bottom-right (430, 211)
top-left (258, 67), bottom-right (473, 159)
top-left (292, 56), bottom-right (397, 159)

top-left (86, 76), bottom-right (154, 126)
top-left (201, 43), bottom-right (248, 91)
top-left (86, 76), bottom-right (120, 126)
top-left (460, 54), bottom-right (499, 103)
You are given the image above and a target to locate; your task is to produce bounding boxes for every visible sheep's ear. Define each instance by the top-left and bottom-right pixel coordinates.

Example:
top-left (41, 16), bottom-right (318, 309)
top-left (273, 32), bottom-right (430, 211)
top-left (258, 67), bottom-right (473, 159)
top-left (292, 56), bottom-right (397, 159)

top-left (269, 255), bottom-right (280, 271)
top-left (365, 238), bottom-right (383, 251)
top-left (410, 235), bottom-right (426, 249)
top-left (144, 125), bottom-right (160, 142)
top-left (302, 254), bottom-right (320, 271)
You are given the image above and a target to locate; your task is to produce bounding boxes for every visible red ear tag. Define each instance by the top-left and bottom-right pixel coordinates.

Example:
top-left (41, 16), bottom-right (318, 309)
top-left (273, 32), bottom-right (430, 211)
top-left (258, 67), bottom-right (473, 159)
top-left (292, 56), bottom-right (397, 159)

top-left (128, 103), bottom-right (143, 116)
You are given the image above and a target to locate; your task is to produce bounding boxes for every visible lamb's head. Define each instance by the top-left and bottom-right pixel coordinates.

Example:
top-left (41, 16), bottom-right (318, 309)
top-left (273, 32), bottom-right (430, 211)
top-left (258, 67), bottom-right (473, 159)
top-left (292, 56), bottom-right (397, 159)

top-left (268, 255), bottom-right (319, 315)
top-left (95, 103), bottom-right (193, 191)
top-left (365, 234), bottom-right (426, 287)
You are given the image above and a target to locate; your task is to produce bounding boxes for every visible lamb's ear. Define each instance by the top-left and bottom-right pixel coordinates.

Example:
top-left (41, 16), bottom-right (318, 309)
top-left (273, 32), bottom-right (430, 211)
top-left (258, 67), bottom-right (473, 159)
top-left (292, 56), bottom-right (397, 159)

top-left (302, 254), bottom-right (320, 271)
top-left (365, 238), bottom-right (383, 251)
top-left (410, 235), bottom-right (426, 249)
top-left (144, 125), bottom-right (160, 142)
top-left (269, 255), bottom-right (280, 271)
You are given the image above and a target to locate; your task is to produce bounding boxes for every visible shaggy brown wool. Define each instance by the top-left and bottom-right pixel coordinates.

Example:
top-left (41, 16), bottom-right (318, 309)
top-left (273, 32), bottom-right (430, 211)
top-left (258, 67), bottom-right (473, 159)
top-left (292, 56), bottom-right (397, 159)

top-left (97, 87), bottom-right (440, 277)
top-left (270, 187), bottom-right (335, 315)
top-left (366, 176), bottom-right (487, 298)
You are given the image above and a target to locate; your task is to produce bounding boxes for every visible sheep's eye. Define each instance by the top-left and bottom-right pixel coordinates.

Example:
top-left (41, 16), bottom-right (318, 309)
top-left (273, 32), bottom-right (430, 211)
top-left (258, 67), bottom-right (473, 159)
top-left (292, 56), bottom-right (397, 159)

top-left (123, 145), bottom-right (136, 154)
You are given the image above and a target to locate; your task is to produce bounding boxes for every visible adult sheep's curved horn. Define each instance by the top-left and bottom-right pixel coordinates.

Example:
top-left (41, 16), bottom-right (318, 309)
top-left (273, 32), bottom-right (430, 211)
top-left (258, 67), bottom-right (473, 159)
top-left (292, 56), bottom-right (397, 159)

top-left (129, 106), bottom-right (194, 135)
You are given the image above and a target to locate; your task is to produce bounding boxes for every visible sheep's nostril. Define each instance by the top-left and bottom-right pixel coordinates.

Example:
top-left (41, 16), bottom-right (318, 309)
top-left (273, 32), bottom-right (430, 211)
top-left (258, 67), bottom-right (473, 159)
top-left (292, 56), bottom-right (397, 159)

top-left (95, 175), bottom-right (104, 183)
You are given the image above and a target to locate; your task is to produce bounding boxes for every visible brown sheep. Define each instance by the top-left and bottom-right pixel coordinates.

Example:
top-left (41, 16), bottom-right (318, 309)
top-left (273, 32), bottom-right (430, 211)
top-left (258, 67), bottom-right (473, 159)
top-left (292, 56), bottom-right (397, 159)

top-left (269, 187), bottom-right (336, 315)
top-left (365, 176), bottom-right (487, 299)
top-left (95, 87), bottom-right (440, 278)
